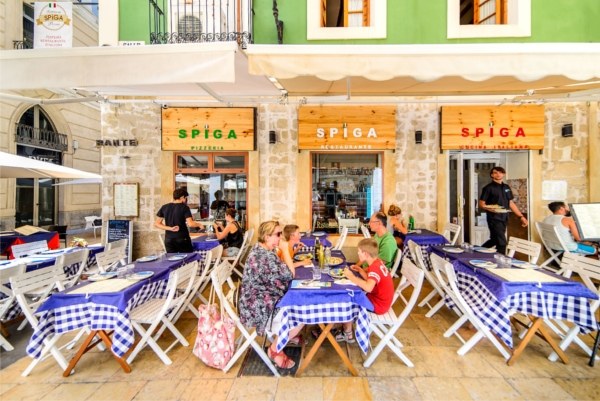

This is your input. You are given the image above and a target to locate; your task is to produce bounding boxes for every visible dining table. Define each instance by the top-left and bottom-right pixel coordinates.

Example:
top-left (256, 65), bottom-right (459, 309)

top-left (275, 250), bottom-right (373, 376)
top-left (298, 231), bottom-right (332, 249)
top-left (26, 252), bottom-right (201, 376)
top-left (191, 233), bottom-right (223, 254)
top-left (430, 245), bottom-right (598, 365)
top-left (400, 228), bottom-right (448, 268)
top-left (0, 231), bottom-right (60, 259)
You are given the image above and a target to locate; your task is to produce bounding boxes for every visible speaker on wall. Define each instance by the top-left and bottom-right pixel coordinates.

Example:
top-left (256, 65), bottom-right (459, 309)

top-left (561, 124), bottom-right (573, 138)
top-left (415, 130), bottom-right (423, 144)
top-left (269, 130), bottom-right (277, 144)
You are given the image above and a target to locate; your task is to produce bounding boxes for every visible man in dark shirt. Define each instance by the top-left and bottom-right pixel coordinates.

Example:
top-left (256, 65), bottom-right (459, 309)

top-left (478, 166), bottom-right (528, 254)
top-left (155, 188), bottom-right (205, 253)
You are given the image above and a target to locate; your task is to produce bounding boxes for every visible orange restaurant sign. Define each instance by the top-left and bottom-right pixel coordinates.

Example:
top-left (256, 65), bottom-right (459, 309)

top-left (298, 105), bottom-right (396, 150)
top-left (441, 105), bottom-right (545, 150)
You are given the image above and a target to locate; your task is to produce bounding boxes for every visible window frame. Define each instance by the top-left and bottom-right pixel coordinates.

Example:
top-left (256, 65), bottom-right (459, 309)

top-left (447, 0), bottom-right (531, 39)
top-left (307, 0), bottom-right (386, 40)
top-left (174, 152), bottom-right (248, 174)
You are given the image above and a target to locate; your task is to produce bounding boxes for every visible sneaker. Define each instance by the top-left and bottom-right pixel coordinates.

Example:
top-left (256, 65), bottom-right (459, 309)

top-left (335, 330), bottom-right (355, 344)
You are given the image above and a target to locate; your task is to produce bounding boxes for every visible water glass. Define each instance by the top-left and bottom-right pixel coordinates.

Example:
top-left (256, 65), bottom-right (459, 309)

top-left (116, 266), bottom-right (127, 279)
top-left (312, 265), bottom-right (322, 281)
top-left (125, 264), bottom-right (135, 278)
top-left (461, 242), bottom-right (471, 251)
top-left (501, 256), bottom-right (513, 268)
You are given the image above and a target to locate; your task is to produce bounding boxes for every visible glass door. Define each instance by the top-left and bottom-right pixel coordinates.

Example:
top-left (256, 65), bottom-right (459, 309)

top-left (15, 178), bottom-right (56, 227)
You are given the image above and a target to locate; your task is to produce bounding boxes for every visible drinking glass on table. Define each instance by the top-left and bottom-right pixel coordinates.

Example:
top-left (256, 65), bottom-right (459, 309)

top-left (312, 265), bottom-right (321, 281)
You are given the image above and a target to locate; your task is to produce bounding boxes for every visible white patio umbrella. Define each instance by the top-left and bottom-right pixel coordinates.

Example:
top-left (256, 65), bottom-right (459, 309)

top-left (0, 151), bottom-right (102, 179)
top-left (52, 178), bottom-right (102, 186)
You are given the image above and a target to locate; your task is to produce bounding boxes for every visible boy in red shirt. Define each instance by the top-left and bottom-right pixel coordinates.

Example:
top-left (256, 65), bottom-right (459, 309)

top-left (339, 238), bottom-right (395, 343)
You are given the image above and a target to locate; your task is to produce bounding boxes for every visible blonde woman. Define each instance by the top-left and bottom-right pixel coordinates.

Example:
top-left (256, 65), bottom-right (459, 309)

top-left (387, 204), bottom-right (408, 247)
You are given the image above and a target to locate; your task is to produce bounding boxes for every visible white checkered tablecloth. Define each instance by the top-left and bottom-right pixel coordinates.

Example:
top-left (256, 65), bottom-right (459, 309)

top-left (452, 272), bottom-right (598, 348)
top-left (275, 302), bottom-right (371, 353)
top-left (27, 278), bottom-right (170, 358)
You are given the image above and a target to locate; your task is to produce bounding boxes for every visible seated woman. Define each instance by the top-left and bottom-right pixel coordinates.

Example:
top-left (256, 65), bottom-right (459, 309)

top-left (238, 221), bottom-right (303, 370)
top-left (212, 208), bottom-right (244, 257)
top-left (387, 204), bottom-right (408, 247)
top-left (278, 224), bottom-right (312, 273)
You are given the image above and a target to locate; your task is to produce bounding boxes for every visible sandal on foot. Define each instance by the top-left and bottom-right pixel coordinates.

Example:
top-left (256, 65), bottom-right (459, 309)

top-left (287, 334), bottom-right (304, 346)
top-left (268, 346), bottom-right (295, 369)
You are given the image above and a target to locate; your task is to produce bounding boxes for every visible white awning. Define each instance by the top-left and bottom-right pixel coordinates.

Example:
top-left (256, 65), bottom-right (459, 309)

top-left (246, 43), bottom-right (600, 98)
top-left (0, 42), bottom-right (281, 101)
top-left (0, 151), bottom-right (102, 179)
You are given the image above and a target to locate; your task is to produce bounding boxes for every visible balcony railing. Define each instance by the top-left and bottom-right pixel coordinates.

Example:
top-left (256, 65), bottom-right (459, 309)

top-left (15, 123), bottom-right (68, 152)
top-left (149, 0), bottom-right (253, 48)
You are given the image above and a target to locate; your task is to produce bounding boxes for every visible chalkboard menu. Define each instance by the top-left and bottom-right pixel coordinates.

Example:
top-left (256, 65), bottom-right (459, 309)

top-left (107, 219), bottom-right (133, 263)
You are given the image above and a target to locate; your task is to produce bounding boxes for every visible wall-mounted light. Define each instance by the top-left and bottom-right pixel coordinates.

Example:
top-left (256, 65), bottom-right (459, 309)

top-left (72, 140), bottom-right (79, 152)
top-left (204, 124), bottom-right (209, 130)
top-left (415, 130), bottom-right (423, 144)
top-left (269, 130), bottom-right (277, 144)
top-left (561, 123), bottom-right (573, 137)
top-left (342, 122), bottom-right (347, 129)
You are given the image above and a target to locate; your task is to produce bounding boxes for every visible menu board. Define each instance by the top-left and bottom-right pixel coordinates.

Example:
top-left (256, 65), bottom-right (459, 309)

top-left (114, 183), bottom-right (138, 217)
top-left (570, 203), bottom-right (600, 241)
top-left (107, 219), bottom-right (133, 263)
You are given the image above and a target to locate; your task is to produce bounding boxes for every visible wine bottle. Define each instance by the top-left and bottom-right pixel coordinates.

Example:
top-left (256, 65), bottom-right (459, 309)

top-left (408, 215), bottom-right (415, 231)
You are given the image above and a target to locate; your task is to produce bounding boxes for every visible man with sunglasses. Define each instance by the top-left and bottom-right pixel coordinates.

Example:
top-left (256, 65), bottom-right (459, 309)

top-left (155, 188), bottom-right (205, 253)
top-left (350, 212), bottom-right (397, 270)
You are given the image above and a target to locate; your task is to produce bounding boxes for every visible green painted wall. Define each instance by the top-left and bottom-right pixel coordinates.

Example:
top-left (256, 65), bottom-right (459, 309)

top-left (119, 0), bottom-right (168, 43)
top-left (252, 0), bottom-right (600, 44)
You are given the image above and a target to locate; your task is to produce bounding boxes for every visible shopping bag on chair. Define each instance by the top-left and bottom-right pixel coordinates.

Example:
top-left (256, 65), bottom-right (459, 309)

top-left (192, 298), bottom-right (235, 370)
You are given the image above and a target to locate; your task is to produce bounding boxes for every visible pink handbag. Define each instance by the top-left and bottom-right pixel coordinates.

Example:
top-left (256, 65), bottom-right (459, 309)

top-left (192, 298), bottom-right (235, 370)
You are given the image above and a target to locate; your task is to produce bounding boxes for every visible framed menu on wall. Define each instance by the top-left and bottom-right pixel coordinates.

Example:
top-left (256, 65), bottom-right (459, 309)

top-left (114, 183), bottom-right (139, 217)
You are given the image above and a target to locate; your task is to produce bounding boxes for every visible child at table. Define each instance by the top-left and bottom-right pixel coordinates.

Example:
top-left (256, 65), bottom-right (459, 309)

top-left (339, 238), bottom-right (394, 343)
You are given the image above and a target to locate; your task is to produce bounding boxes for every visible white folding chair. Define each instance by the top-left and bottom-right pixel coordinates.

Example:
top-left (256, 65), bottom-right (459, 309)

top-left (84, 216), bottom-right (102, 238)
top-left (430, 253), bottom-right (511, 360)
top-left (505, 236), bottom-right (541, 263)
top-left (389, 248), bottom-right (403, 278)
top-left (93, 247), bottom-right (128, 273)
top-left (126, 269), bottom-right (182, 366)
top-left (442, 222), bottom-right (461, 246)
top-left (10, 266), bottom-right (71, 376)
top-left (547, 253), bottom-right (600, 362)
top-left (363, 258), bottom-right (425, 368)
top-left (194, 245), bottom-right (224, 307)
top-left (11, 240), bottom-right (48, 259)
top-left (106, 238), bottom-right (128, 251)
top-left (156, 231), bottom-right (167, 254)
top-left (0, 263), bottom-right (26, 351)
top-left (360, 224), bottom-right (371, 238)
top-left (333, 226), bottom-right (348, 251)
top-left (210, 260), bottom-right (280, 376)
top-left (55, 248), bottom-right (90, 288)
top-left (222, 228), bottom-right (253, 278)
top-left (408, 240), bottom-right (446, 318)
top-left (535, 221), bottom-right (570, 270)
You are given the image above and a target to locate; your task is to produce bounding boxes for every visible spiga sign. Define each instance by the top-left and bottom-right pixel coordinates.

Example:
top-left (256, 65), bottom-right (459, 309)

top-left (441, 105), bottom-right (544, 150)
top-left (162, 107), bottom-right (256, 151)
top-left (298, 105), bottom-right (396, 150)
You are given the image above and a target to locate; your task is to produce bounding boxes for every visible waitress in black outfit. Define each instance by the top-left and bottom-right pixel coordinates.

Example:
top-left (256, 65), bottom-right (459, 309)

top-left (478, 166), bottom-right (528, 254)
top-left (155, 188), bottom-right (205, 253)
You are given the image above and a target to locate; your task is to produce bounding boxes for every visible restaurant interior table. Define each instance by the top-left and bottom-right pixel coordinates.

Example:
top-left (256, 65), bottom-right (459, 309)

top-left (400, 229), bottom-right (448, 268)
top-left (0, 244), bottom-right (105, 321)
top-left (27, 252), bottom-right (201, 376)
top-left (430, 245), bottom-right (598, 365)
top-left (0, 231), bottom-right (60, 259)
top-left (275, 250), bottom-right (373, 376)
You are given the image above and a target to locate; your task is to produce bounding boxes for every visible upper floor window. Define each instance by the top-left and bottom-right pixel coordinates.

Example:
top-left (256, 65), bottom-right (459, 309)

top-left (448, 0), bottom-right (531, 38)
top-left (308, 0), bottom-right (386, 40)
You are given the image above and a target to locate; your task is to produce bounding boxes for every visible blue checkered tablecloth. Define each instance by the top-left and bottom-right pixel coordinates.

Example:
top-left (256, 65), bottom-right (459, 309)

top-left (451, 271), bottom-right (598, 348)
top-left (275, 302), bottom-right (371, 354)
top-left (401, 229), bottom-right (448, 270)
top-left (26, 252), bottom-right (205, 359)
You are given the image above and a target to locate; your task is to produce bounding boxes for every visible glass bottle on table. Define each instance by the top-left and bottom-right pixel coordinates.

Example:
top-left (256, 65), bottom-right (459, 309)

top-left (408, 215), bottom-right (415, 231)
top-left (323, 247), bottom-right (331, 274)
top-left (314, 237), bottom-right (321, 257)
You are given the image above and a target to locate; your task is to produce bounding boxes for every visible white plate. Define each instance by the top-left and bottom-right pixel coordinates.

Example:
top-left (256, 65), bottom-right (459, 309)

top-left (312, 231), bottom-right (326, 237)
top-left (511, 260), bottom-right (538, 269)
top-left (329, 268), bottom-right (345, 279)
top-left (205, 238), bottom-right (219, 242)
top-left (469, 259), bottom-right (497, 269)
top-left (167, 255), bottom-right (186, 261)
top-left (137, 255), bottom-right (159, 263)
top-left (294, 253), bottom-right (313, 261)
top-left (442, 247), bottom-right (464, 254)
top-left (473, 247), bottom-right (496, 254)
top-left (88, 272), bottom-right (117, 281)
top-left (41, 250), bottom-right (63, 255)
top-left (128, 271), bottom-right (154, 280)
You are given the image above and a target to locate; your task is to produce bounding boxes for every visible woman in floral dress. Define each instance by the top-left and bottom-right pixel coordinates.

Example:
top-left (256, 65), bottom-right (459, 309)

top-left (238, 220), bottom-right (302, 369)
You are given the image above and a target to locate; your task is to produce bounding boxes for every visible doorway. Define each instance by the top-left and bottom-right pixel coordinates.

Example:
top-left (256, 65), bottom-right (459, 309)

top-left (449, 151), bottom-right (530, 245)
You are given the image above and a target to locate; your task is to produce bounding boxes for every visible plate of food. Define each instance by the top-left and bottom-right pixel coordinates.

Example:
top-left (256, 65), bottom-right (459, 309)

top-left (511, 260), bottom-right (538, 269)
top-left (469, 259), bottom-right (498, 269)
top-left (486, 204), bottom-right (510, 213)
top-left (329, 268), bottom-right (345, 279)
top-left (473, 246), bottom-right (496, 254)
top-left (294, 253), bottom-right (313, 261)
top-left (128, 271), bottom-right (154, 280)
top-left (312, 231), bottom-right (326, 237)
top-left (137, 255), bottom-right (159, 263)
top-left (88, 272), bottom-right (118, 281)
top-left (328, 256), bottom-right (344, 266)
top-left (442, 247), bottom-right (464, 254)
top-left (167, 254), bottom-right (187, 261)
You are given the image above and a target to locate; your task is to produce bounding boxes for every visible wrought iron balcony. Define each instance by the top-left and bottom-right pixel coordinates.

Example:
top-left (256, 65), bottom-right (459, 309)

top-left (15, 123), bottom-right (68, 152)
top-left (149, 0), bottom-right (253, 48)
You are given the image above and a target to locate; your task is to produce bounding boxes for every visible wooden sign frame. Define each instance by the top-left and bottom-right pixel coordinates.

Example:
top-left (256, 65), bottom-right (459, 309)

top-left (114, 182), bottom-right (139, 217)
